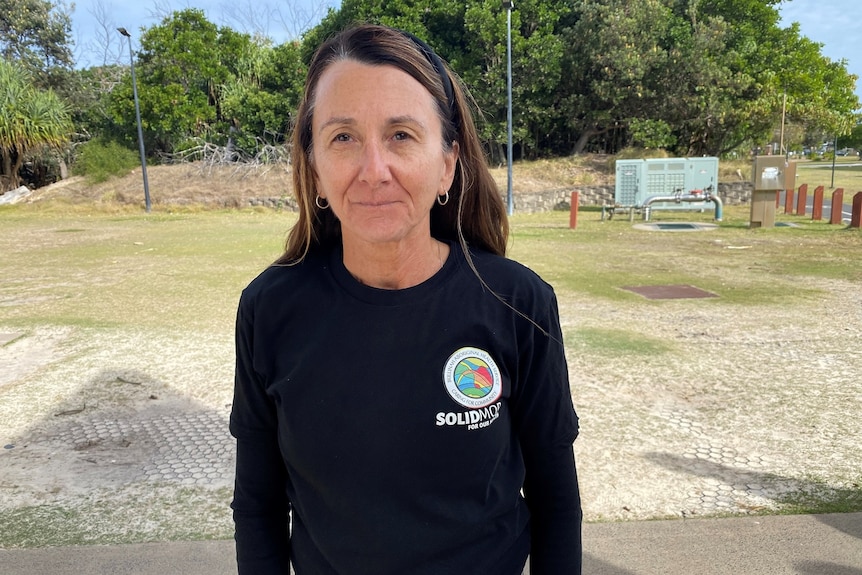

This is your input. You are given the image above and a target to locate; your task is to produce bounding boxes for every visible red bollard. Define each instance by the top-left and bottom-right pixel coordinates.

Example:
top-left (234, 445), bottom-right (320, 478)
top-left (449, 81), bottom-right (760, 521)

top-left (796, 183), bottom-right (808, 216)
top-left (811, 186), bottom-right (824, 221)
top-left (784, 186), bottom-right (795, 214)
top-left (851, 192), bottom-right (862, 229)
top-left (830, 189), bottom-right (844, 225)
top-left (569, 191), bottom-right (579, 229)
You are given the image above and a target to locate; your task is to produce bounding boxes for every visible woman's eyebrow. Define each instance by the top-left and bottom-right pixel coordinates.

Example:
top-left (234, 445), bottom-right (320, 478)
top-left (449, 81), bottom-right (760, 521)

top-left (317, 116), bottom-right (355, 135)
top-left (318, 115), bottom-right (428, 131)
top-left (388, 115), bottom-right (427, 130)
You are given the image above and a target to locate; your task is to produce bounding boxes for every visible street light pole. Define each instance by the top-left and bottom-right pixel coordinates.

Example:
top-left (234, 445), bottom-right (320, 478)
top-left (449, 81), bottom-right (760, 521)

top-left (118, 27), bottom-right (151, 213)
top-left (502, 1), bottom-right (514, 216)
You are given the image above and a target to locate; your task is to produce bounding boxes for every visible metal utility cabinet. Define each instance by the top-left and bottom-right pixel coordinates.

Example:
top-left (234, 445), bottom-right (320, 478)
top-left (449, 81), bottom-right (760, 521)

top-left (613, 157), bottom-right (719, 217)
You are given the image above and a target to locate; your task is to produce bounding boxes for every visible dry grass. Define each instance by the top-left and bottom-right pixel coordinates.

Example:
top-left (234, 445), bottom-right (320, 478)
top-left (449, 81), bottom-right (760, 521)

top-left (22, 152), bottom-right (862, 213)
top-left (29, 155), bottom-right (614, 209)
top-left (31, 163), bottom-right (295, 209)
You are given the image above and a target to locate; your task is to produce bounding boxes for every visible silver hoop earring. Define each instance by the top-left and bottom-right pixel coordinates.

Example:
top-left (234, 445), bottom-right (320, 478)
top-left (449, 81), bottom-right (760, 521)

top-left (437, 191), bottom-right (450, 206)
top-left (315, 195), bottom-right (329, 210)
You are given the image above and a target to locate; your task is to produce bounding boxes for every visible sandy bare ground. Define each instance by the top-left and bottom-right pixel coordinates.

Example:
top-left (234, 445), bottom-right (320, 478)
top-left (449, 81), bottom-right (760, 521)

top-left (1, 274), bottom-right (861, 546)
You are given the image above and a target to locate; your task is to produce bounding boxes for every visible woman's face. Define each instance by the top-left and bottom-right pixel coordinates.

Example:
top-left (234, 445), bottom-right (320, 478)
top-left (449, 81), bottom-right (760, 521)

top-left (310, 60), bottom-right (458, 250)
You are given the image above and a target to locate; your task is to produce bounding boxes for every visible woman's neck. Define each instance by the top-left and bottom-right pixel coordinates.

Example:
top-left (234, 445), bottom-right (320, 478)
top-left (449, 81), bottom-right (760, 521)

top-left (342, 238), bottom-right (449, 290)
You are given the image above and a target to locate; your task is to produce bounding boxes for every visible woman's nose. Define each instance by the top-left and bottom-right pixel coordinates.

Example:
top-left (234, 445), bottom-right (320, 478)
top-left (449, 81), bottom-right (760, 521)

top-left (358, 140), bottom-right (391, 185)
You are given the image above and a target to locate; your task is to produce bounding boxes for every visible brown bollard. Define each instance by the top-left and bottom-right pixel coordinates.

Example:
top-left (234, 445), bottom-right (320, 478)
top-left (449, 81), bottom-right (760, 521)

top-left (569, 191), bottom-right (579, 229)
top-left (784, 187), bottom-right (795, 214)
top-left (851, 192), bottom-right (862, 229)
top-left (775, 190), bottom-right (781, 208)
top-left (830, 189), bottom-right (844, 225)
top-left (796, 183), bottom-right (808, 216)
top-left (811, 186), bottom-right (824, 221)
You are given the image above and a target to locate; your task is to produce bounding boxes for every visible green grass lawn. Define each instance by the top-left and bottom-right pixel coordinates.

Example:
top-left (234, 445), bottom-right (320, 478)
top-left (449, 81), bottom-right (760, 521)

top-left (1, 202), bottom-right (860, 547)
top-left (2, 204), bottom-right (859, 332)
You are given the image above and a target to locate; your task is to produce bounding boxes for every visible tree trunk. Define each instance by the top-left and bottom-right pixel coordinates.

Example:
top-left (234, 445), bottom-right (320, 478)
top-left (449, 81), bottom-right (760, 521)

top-left (9, 148), bottom-right (24, 190)
top-left (572, 127), bottom-right (597, 155)
top-left (1, 150), bottom-right (17, 192)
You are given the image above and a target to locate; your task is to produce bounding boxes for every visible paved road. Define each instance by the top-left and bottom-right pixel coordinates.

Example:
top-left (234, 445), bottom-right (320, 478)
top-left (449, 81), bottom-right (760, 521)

top-left (2, 512), bottom-right (861, 575)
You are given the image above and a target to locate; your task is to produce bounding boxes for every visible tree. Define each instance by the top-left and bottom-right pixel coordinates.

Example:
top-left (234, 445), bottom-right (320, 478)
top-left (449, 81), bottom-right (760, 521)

top-left (461, 0), bottom-right (570, 160)
top-left (0, 0), bottom-right (74, 89)
top-left (105, 9), bottom-right (310, 159)
top-left (557, 0), bottom-right (859, 156)
top-left (837, 121), bottom-right (862, 152)
top-left (558, 0), bottom-right (673, 154)
top-left (657, 9), bottom-right (767, 156)
top-left (220, 40), bottom-right (307, 155)
top-left (107, 9), bottom-right (256, 155)
top-left (775, 24), bottom-right (859, 138)
top-left (663, 0), bottom-right (858, 155)
top-left (0, 59), bottom-right (72, 190)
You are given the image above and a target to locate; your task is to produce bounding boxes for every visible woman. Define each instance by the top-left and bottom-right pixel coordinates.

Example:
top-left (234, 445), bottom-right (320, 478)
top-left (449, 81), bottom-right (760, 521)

top-left (230, 24), bottom-right (581, 575)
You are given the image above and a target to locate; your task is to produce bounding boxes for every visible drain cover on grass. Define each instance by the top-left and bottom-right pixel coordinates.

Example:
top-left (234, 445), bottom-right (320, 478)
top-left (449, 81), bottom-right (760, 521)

top-left (622, 284), bottom-right (719, 300)
top-left (656, 223), bottom-right (700, 230)
top-left (633, 222), bottom-right (719, 232)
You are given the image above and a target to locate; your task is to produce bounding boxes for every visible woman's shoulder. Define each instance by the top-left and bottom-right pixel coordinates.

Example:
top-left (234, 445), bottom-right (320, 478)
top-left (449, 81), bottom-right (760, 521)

top-left (463, 246), bottom-right (556, 302)
top-left (466, 246), bottom-right (546, 281)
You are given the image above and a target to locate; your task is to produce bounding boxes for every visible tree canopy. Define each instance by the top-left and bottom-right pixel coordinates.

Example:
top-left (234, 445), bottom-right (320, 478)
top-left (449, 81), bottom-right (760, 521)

top-left (0, 58), bottom-right (72, 190)
top-left (0, 0), bottom-right (73, 89)
top-left (2, 0), bottom-right (860, 190)
top-left (303, 0), bottom-right (858, 159)
top-left (106, 9), bottom-right (305, 158)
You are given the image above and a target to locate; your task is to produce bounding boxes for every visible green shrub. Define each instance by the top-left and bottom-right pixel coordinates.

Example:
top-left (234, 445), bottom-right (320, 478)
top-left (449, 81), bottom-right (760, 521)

top-left (73, 140), bottom-right (140, 183)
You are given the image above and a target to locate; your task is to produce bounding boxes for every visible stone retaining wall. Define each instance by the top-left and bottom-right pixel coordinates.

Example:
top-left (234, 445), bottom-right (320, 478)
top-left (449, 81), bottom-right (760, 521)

top-left (245, 181), bottom-right (755, 213)
top-left (513, 181), bottom-right (754, 213)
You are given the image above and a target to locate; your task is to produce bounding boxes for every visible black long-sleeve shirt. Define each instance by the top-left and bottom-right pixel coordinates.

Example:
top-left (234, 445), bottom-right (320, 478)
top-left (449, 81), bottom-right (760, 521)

top-left (230, 243), bottom-right (582, 574)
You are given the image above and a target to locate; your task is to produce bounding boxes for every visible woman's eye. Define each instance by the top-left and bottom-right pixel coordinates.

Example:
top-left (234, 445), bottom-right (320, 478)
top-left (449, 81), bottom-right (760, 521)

top-left (393, 131), bottom-right (410, 141)
top-left (334, 133), bottom-right (351, 142)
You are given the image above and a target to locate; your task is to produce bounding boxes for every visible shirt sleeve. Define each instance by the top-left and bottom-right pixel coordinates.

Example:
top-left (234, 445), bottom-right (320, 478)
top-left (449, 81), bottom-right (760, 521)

top-left (510, 293), bottom-right (582, 575)
top-left (230, 293), bottom-right (292, 574)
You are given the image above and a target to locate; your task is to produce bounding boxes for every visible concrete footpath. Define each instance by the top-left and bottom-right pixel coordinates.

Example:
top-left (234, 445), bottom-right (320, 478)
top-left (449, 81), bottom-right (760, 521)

top-left (1, 512), bottom-right (860, 574)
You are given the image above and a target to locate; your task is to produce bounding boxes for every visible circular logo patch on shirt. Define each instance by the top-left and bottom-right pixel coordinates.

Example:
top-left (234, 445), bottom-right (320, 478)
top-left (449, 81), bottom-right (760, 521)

top-left (442, 347), bottom-right (502, 409)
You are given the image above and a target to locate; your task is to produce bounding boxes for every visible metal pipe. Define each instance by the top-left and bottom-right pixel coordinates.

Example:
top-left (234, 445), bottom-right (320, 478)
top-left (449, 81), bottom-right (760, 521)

top-left (643, 193), bottom-right (723, 222)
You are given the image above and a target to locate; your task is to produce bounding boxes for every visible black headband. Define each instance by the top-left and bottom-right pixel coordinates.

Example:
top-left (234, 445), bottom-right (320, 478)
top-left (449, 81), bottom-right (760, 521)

top-left (401, 31), bottom-right (456, 121)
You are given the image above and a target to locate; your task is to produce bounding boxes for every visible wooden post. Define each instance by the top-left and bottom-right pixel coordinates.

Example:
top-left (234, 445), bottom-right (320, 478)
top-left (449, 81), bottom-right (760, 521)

top-left (811, 186), bottom-right (824, 221)
top-left (830, 189), bottom-right (844, 225)
top-left (784, 186), bottom-right (795, 214)
top-left (796, 183), bottom-right (808, 216)
top-left (851, 192), bottom-right (862, 229)
top-left (569, 191), bottom-right (579, 229)
top-left (775, 190), bottom-right (781, 208)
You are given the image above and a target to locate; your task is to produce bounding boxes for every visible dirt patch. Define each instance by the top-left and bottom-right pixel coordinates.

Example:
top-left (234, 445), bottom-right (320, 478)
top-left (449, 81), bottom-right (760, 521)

top-left (0, 330), bottom-right (69, 391)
